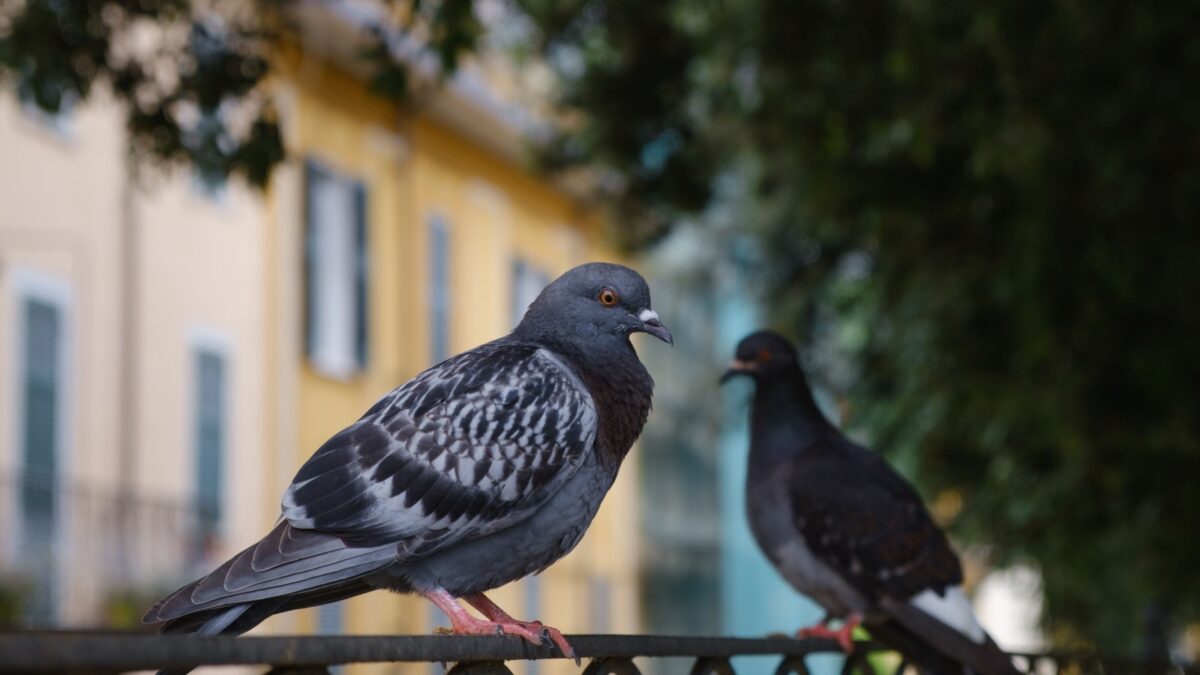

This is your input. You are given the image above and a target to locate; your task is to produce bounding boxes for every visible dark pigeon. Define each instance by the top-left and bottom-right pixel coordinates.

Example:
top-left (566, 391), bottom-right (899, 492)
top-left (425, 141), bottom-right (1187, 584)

top-left (722, 330), bottom-right (1018, 675)
top-left (145, 262), bottom-right (672, 665)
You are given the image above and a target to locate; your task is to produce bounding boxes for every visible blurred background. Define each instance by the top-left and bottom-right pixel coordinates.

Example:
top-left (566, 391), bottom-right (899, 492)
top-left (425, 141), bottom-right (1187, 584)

top-left (0, 0), bottom-right (1197, 674)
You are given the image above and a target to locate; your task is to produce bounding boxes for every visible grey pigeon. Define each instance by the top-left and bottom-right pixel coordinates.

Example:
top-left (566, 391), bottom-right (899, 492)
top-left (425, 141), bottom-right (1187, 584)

top-left (721, 330), bottom-right (1018, 675)
top-left (144, 262), bottom-right (672, 663)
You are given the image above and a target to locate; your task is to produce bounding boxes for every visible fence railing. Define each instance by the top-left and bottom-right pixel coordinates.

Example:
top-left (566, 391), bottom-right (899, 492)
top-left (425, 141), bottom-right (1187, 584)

top-left (0, 473), bottom-right (219, 627)
top-left (0, 632), bottom-right (1195, 675)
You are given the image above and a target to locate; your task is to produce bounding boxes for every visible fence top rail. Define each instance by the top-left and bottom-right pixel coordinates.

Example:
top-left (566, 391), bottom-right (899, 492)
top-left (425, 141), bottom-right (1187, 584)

top-left (0, 631), bottom-right (1188, 674)
top-left (0, 632), bottom-right (842, 671)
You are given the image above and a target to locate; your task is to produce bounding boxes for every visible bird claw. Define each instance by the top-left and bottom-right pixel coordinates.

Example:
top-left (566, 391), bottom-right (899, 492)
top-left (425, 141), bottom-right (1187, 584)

top-left (795, 616), bottom-right (859, 654)
top-left (449, 620), bottom-right (577, 664)
top-left (449, 591), bottom-right (578, 663)
top-left (541, 625), bottom-right (579, 665)
top-left (504, 620), bottom-right (577, 664)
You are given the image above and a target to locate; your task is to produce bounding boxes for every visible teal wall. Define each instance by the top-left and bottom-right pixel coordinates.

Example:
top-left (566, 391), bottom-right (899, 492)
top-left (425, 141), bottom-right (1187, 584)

top-left (639, 234), bottom-right (842, 675)
top-left (715, 294), bottom-right (841, 675)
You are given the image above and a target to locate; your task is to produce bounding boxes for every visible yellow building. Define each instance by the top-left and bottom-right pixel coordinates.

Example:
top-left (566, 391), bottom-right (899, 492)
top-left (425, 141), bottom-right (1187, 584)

top-left (256, 3), bottom-right (643, 669)
top-left (0, 4), bottom-right (641, 667)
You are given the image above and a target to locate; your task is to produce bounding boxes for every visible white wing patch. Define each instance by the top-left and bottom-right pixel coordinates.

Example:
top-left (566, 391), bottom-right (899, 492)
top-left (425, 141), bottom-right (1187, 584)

top-left (910, 585), bottom-right (987, 644)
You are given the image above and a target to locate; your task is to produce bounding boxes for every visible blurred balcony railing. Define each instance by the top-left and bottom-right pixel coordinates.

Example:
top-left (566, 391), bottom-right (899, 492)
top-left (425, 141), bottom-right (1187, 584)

top-left (0, 472), bottom-right (220, 627)
top-left (0, 632), bottom-right (1195, 675)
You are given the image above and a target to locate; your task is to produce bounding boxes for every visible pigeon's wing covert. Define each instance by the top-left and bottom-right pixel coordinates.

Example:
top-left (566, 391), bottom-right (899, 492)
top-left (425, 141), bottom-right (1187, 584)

top-left (788, 443), bottom-right (1020, 675)
top-left (282, 341), bottom-right (598, 556)
top-left (788, 442), bottom-right (963, 601)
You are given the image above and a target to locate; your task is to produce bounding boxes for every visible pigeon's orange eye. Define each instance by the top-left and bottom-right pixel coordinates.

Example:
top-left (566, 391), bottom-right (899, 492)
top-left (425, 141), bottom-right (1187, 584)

top-left (598, 288), bottom-right (619, 306)
top-left (757, 348), bottom-right (772, 362)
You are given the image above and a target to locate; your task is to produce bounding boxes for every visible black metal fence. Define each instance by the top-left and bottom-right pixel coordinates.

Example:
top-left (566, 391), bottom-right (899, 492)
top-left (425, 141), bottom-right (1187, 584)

top-left (0, 632), bottom-right (1195, 675)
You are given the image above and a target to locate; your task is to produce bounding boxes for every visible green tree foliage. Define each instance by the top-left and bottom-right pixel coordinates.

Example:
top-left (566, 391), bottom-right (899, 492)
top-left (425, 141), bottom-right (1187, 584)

top-left (0, 0), bottom-right (282, 186)
top-left (519, 0), bottom-right (1200, 653)
top-left (0, 0), bottom-right (481, 187)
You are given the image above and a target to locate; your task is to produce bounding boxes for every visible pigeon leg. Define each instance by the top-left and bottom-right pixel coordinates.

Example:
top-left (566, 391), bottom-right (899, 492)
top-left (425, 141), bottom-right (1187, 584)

top-left (794, 614), bottom-right (833, 641)
top-left (464, 592), bottom-right (579, 665)
top-left (795, 613), bottom-right (861, 654)
top-left (421, 588), bottom-right (546, 646)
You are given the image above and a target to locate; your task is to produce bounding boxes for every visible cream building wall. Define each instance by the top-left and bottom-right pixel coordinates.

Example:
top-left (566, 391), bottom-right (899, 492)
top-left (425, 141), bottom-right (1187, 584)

top-left (0, 89), bottom-right (269, 626)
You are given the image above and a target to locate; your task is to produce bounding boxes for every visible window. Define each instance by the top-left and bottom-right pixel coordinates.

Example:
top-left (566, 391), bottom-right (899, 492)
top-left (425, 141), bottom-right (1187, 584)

top-left (18, 80), bottom-right (76, 139)
top-left (317, 601), bottom-right (344, 635)
top-left (589, 577), bottom-right (612, 633)
top-left (511, 259), bottom-right (550, 328)
top-left (193, 348), bottom-right (226, 555)
top-left (513, 257), bottom-right (551, 669)
top-left (304, 161), bottom-right (368, 379)
top-left (190, 166), bottom-right (229, 204)
top-left (523, 574), bottom-right (544, 675)
top-left (11, 271), bottom-right (71, 625)
top-left (20, 299), bottom-right (61, 534)
top-left (317, 604), bottom-right (347, 673)
top-left (428, 216), bottom-right (451, 364)
top-left (189, 109), bottom-right (230, 202)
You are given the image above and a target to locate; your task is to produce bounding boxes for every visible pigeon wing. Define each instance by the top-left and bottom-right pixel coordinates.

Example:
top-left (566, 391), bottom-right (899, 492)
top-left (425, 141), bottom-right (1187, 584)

top-left (282, 341), bottom-right (598, 555)
top-left (145, 342), bottom-right (596, 627)
top-left (789, 442), bottom-right (1022, 675)
top-left (789, 442), bottom-right (963, 602)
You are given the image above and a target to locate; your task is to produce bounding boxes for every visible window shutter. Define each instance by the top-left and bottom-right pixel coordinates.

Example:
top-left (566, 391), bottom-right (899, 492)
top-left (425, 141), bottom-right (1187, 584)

top-left (354, 181), bottom-right (369, 369)
top-left (19, 296), bottom-right (63, 624)
top-left (21, 299), bottom-right (61, 528)
top-left (317, 601), bottom-right (345, 635)
top-left (429, 216), bottom-right (451, 364)
top-left (194, 350), bottom-right (225, 538)
top-left (303, 160), bottom-right (320, 359)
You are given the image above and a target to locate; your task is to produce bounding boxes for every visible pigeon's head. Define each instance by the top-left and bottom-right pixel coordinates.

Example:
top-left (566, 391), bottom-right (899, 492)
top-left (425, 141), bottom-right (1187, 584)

top-left (516, 262), bottom-right (673, 350)
top-left (720, 330), bottom-right (799, 384)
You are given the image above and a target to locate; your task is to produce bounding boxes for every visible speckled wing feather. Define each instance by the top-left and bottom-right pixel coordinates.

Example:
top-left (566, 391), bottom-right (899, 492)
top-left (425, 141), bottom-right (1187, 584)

top-left (146, 341), bottom-right (598, 626)
top-left (788, 440), bottom-right (962, 602)
top-left (282, 340), bottom-right (598, 555)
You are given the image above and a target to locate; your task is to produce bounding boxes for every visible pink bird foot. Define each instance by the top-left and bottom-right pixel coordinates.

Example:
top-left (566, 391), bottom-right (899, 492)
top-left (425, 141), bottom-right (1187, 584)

top-left (466, 592), bottom-right (578, 665)
top-left (422, 588), bottom-right (579, 665)
top-left (795, 613), bottom-right (861, 654)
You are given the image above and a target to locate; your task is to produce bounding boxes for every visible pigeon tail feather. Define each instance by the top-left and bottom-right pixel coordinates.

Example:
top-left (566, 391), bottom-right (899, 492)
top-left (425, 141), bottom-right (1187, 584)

top-left (880, 595), bottom-right (1021, 675)
top-left (154, 601), bottom-right (275, 675)
top-left (864, 619), bottom-right (977, 675)
top-left (910, 586), bottom-right (987, 644)
top-left (144, 521), bottom-right (395, 626)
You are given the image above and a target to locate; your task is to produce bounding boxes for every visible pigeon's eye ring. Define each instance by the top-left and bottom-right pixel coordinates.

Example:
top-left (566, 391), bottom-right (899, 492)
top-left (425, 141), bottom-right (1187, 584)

top-left (757, 348), bottom-right (772, 362)
top-left (597, 288), bottom-right (619, 306)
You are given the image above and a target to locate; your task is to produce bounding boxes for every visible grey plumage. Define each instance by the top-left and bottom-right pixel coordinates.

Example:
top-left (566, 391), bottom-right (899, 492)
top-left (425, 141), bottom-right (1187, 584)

top-left (145, 262), bottom-right (670, 662)
top-left (723, 330), bottom-right (1018, 675)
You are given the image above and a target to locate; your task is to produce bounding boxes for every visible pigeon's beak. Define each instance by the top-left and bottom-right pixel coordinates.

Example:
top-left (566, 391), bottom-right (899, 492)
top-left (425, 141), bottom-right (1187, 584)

top-left (720, 359), bottom-right (756, 384)
top-left (637, 309), bottom-right (673, 345)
